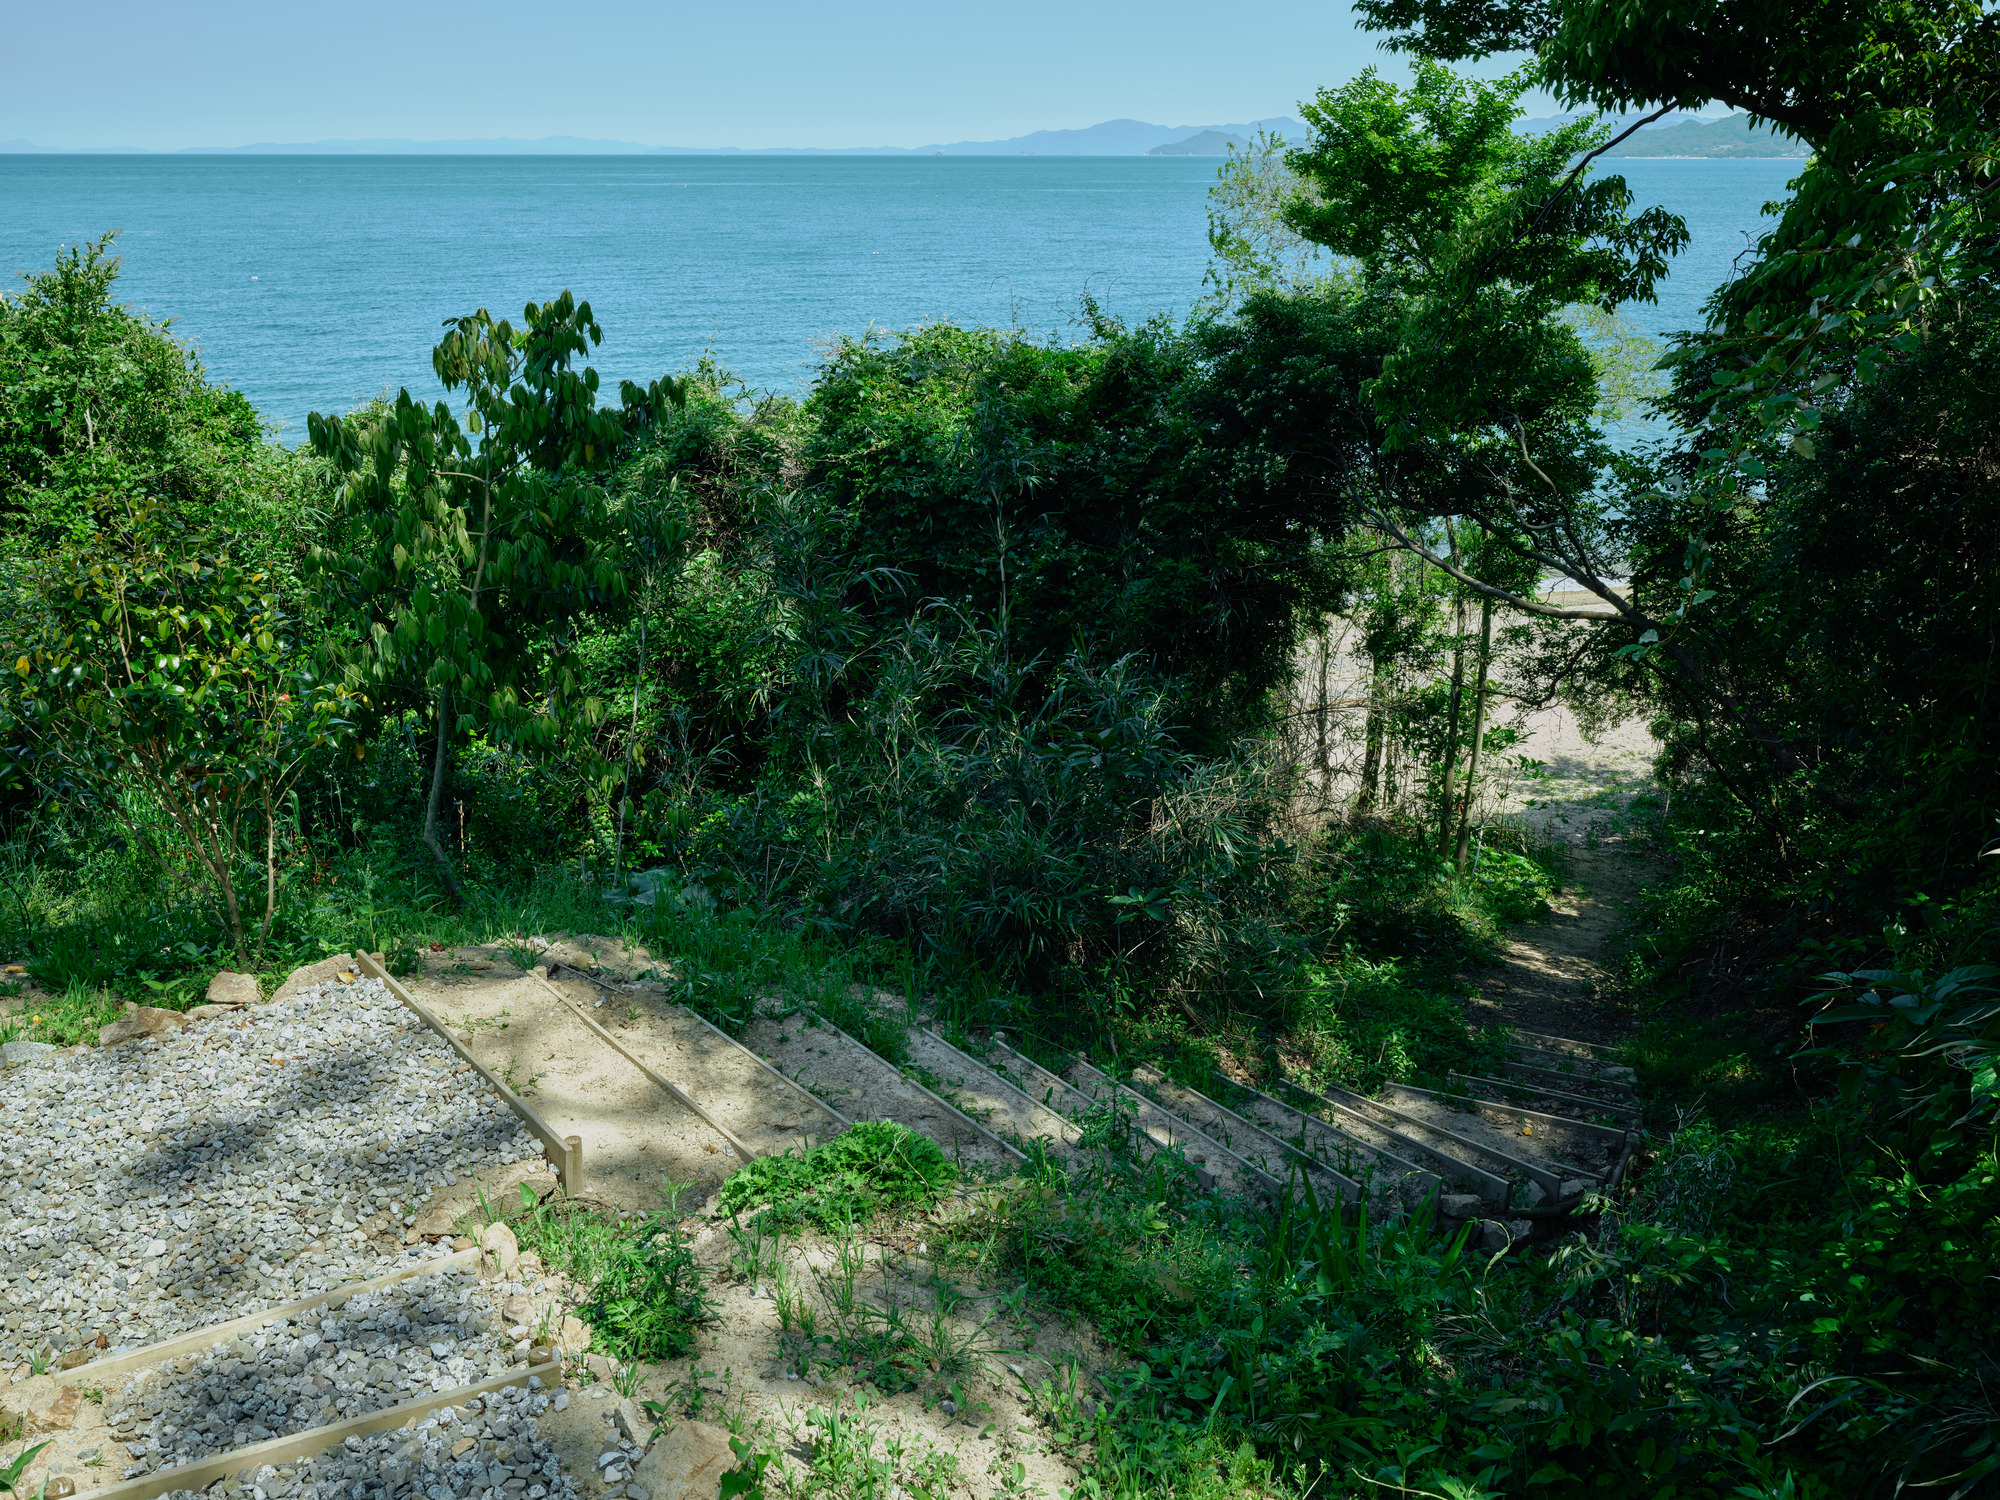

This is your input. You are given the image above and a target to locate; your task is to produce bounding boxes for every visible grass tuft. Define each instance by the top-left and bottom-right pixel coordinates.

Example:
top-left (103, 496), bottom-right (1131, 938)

top-left (722, 1121), bottom-right (957, 1230)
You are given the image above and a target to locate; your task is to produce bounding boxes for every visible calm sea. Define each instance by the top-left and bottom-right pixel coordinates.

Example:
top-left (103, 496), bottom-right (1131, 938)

top-left (0, 155), bottom-right (1800, 438)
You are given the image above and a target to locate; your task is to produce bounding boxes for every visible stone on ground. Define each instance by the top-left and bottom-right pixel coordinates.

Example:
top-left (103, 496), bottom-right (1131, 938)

top-left (206, 970), bottom-right (262, 1006)
top-left (632, 1419), bottom-right (736, 1500)
top-left (481, 1219), bottom-right (521, 1277)
top-left (96, 1005), bottom-right (188, 1047)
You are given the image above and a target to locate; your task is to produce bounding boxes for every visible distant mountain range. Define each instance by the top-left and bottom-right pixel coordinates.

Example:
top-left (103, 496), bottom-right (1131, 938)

top-left (0, 118), bottom-right (1308, 158)
top-left (0, 111), bottom-right (1804, 161)
top-left (1516, 110), bottom-right (1807, 157)
top-left (1600, 113), bottom-right (1806, 158)
top-left (1147, 130), bottom-right (1251, 157)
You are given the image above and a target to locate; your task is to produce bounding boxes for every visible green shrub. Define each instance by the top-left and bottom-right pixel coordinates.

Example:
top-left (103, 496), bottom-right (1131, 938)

top-left (577, 1217), bottom-right (712, 1360)
top-left (720, 1121), bottom-right (957, 1230)
top-left (1284, 955), bottom-right (1509, 1092)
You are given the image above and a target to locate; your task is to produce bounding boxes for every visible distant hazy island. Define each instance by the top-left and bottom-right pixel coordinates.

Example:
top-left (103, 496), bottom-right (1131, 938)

top-left (1598, 112), bottom-right (1807, 158)
top-left (0, 118), bottom-right (1308, 158)
top-left (1146, 130), bottom-right (1251, 156)
top-left (2, 110), bottom-right (1804, 160)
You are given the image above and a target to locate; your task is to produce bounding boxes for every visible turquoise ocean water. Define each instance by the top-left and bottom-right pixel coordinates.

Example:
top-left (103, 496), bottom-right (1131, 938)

top-left (0, 155), bottom-right (1799, 437)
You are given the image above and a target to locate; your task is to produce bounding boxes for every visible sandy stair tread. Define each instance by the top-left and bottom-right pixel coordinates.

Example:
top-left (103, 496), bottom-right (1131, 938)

top-left (1305, 1079), bottom-right (1573, 1201)
top-left (906, 1028), bottom-right (1094, 1167)
top-left (1500, 1053), bottom-right (1639, 1101)
top-left (979, 1036), bottom-right (1195, 1176)
top-left (1127, 1063), bottom-right (1361, 1204)
top-left (1276, 1078), bottom-right (1515, 1204)
top-left (608, 993), bottom-right (846, 1158)
top-left (1063, 1057), bottom-right (1272, 1199)
top-left (740, 1013), bottom-right (1021, 1173)
top-left (1288, 1072), bottom-right (1568, 1208)
top-left (1511, 1028), bottom-right (1632, 1067)
top-left (426, 971), bottom-right (751, 1198)
top-left (1225, 1080), bottom-right (1445, 1209)
top-left (1377, 1082), bottom-right (1622, 1185)
top-left (1510, 1042), bottom-right (1638, 1087)
top-left (1448, 1074), bottom-right (1643, 1137)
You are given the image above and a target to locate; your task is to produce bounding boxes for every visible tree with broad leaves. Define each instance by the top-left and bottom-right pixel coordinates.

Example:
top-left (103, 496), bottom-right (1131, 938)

top-left (307, 292), bottom-right (684, 900)
top-left (3, 537), bottom-right (358, 968)
top-left (1351, 0), bottom-right (2000, 658)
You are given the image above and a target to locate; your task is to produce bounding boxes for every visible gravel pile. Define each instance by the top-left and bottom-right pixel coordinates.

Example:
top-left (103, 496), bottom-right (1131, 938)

top-left (109, 1262), bottom-right (520, 1478)
top-left (0, 977), bottom-right (544, 1362)
top-left (154, 1379), bottom-right (577, 1500)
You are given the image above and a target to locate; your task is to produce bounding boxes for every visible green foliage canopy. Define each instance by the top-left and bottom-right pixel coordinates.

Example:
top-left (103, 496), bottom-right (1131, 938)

top-left (307, 293), bottom-right (687, 892)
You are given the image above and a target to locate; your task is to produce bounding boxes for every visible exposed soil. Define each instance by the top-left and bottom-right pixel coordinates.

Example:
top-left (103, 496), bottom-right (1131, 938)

top-left (1463, 704), bottom-right (1666, 1047)
top-left (409, 951), bottom-right (741, 1214)
top-left (742, 1011), bottom-right (1024, 1176)
top-left (1465, 841), bottom-right (1654, 1045)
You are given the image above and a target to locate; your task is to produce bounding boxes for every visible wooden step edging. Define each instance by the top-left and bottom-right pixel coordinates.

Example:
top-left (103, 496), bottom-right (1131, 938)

top-left (983, 1037), bottom-right (1180, 1180)
top-left (1513, 1029), bottom-right (1624, 1063)
top-left (1381, 1081), bottom-right (1632, 1149)
top-left (1513, 1044), bottom-right (1637, 1084)
top-left (779, 1009), bottom-right (1026, 1167)
top-left (672, 1003), bottom-right (852, 1147)
top-left (84, 1359), bottom-right (562, 1500)
top-left (59, 1249), bottom-right (481, 1388)
top-left (1310, 1080), bottom-right (1570, 1199)
top-left (527, 968), bottom-right (760, 1162)
top-left (1066, 1056), bottom-right (1275, 1200)
top-left (354, 951), bottom-right (584, 1193)
top-left (1450, 1070), bottom-right (1642, 1123)
top-left (1128, 1063), bottom-right (1362, 1204)
top-left (1223, 1079), bottom-right (1446, 1208)
top-left (1277, 1079), bottom-right (1510, 1206)
top-left (1501, 1057), bottom-right (1639, 1100)
top-left (919, 1028), bottom-right (1093, 1157)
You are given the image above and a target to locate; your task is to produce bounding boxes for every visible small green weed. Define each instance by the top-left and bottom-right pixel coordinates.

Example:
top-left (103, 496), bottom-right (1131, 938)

top-left (722, 1121), bottom-right (957, 1230)
top-left (481, 1185), bottom-right (626, 1287)
top-left (1, 1438), bottom-right (51, 1496)
top-left (577, 1211), bottom-right (713, 1360)
top-left (14, 982), bottom-right (125, 1047)
top-left (777, 1392), bottom-right (963, 1500)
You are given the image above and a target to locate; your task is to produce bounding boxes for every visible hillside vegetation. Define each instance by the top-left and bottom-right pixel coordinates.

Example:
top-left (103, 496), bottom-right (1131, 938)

top-left (3, 2), bottom-right (1997, 1495)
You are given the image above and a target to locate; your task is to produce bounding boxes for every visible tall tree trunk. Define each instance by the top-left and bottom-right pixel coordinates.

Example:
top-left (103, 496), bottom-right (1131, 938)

top-left (1438, 596), bottom-right (1469, 853)
top-left (1313, 626), bottom-right (1334, 814)
top-left (1357, 659), bottom-right (1386, 817)
top-left (614, 613), bottom-right (646, 891)
top-left (423, 685), bottom-right (463, 904)
top-left (1454, 598), bottom-right (1494, 872)
top-left (258, 792), bottom-right (277, 965)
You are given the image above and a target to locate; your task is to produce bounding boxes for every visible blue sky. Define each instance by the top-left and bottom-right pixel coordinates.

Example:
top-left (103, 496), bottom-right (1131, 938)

top-left (0, 0), bottom-right (1506, 151)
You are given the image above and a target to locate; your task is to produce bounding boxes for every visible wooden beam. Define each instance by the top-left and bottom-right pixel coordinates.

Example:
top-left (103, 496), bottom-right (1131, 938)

top-left (82, 1360), bottom-right (562, 1500)
top-left (1512, 1029), bottom-right (1623, 1062)
top-left (919, 1027), bottom-right (1091, 1153)
top-left (1502, 1058), bottom-right (1638, 1100)
top-left (1381, 1080), bottom-right (1631, 1147)
top-left (1131, 1063), bottom-right (1363, 1204)
top-left (1070, 1056), bottom-right (1270, 1198)
top-left (59, 1250), bottom-right (479, 1387)
top-left (526, 968), bottom-right (760, 1162)
top-left (354, 951), bottom-right (583, 1193)
top-left (674, 1003), bottom-right (851, 1141)
top-left (1449, 1070), bottom-right (1641, 1123)
top-left (792, 1009), bottom-right (1025, 1166)
top-left (1311, 1080), bottom-right (1567, 1199)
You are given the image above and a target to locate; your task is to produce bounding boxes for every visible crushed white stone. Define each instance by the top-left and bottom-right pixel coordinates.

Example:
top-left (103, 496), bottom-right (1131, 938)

top-left (150, 1378), bottom-right (576, 1500)
top-left (108, 1262), bottom-right (518, 1477)
top-left (0, 978), bottom-right (543, 1363)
